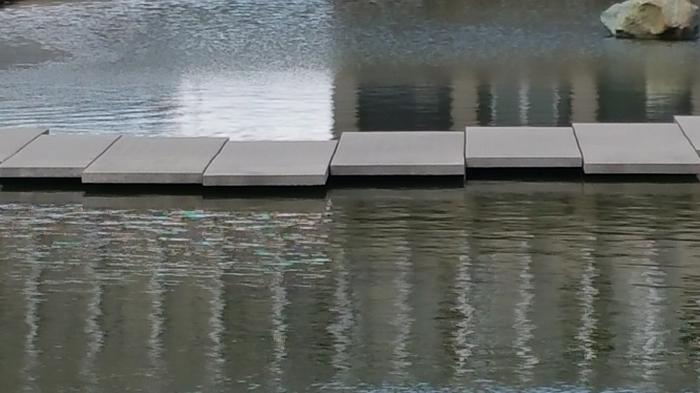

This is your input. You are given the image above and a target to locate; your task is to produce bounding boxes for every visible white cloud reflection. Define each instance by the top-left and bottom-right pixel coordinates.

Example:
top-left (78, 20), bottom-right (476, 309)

top-left (173, 70), bottom-right (333, 140)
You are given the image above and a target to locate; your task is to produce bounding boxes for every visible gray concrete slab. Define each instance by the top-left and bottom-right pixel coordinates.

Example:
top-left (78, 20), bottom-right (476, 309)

top-left (330, 131), bottom-right (465, 176)
top-left (0, 127), bottom-right (48, 163)
top-left (203, 141), bottom-right (337, 186)
top-left (573, 123), bottom-right (700, 174)
top-left (82, 136), bottom-right (228, 184)
top-left (0, 134), bottom-right (120, 178)
top-left (465, 127), bottom-right (582, 168)
top-left (674, 116), bottom-right (700, 153)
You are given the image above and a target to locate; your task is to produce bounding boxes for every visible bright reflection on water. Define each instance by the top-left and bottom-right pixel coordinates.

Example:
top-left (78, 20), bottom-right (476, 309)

top-left (2, 183), bottom-right (700, 392)
top-left (1, 0), bottom-right (700, 137)
top-left (174, 71), bottom-right (333, 139)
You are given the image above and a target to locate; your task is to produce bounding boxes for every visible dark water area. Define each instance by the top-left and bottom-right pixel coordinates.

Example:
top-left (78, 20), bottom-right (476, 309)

top-left (0, 0), bottom-right (699, 138)
top-left (2, 184), bottom-right (700, 392)
top-left (4, 2), bottom-right (700, 392)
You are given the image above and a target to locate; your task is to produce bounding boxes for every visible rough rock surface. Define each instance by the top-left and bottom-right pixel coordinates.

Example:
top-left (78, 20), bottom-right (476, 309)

top-left (601, 0), bottom-right (699, 40)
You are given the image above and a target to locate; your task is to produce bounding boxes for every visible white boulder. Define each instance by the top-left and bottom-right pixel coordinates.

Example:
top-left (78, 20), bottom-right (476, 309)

top-left (601, 0), bottom-right (699, 40)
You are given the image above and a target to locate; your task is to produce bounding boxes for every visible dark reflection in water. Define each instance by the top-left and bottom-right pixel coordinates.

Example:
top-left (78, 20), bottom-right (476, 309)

top-left (2, 184), bottom-right (700, 392)
top-left (1, 0), bottom-right (700, 138)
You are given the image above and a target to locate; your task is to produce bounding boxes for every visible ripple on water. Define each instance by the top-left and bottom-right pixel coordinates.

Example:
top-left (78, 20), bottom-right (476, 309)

top-left (1, 0), bottom-right (700, 136)
top-left (1, 187), bottom-right (700, 390)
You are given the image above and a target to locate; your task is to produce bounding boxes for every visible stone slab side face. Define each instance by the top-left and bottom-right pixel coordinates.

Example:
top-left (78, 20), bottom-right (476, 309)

top-left (82, 136), bottom-right (228, 184)
top-left (0, 134), bottom-right (120, 178)
top-left (465, 127), bottom-right (582, 168)
top-left (573, 123), bottom-right (700, 174)
top-left (203, 140), bottom-right (338, 186)
top-left (0, 127), bottom-right (49, 163)
top-left (674, 116), bottom-right (700, 153)
top-left (330, 131), bottom-right (465, 176)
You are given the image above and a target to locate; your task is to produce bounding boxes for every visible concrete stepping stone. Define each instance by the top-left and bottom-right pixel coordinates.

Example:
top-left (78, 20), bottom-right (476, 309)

top-left (0, 134), bottom-right (119, 178)
top-left (330, 131), bottom-right (465, 176)
top-left (572, 123), bottom-right (700, 174)
top-left (674, 116), bottom-right (700, 154)
top-left (0, 127), bottom-right (48, 163)
top-left (466, 127), bottom-right (582, 168)
top-left (203, 140), bottom-right (337, 186)
top-left (82, 136), bottom-right (227, 184)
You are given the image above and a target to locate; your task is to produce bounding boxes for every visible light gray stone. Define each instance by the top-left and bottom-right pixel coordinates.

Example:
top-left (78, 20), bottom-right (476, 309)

top-left (0, 127), bottom-right (48, 163)
top-left (0, 134), bottom-right (119, 178)
top-left (601, 0), bottom-right (699, 40)
top-left (573, 123), bottom-right (700, 174)
top-left (82, 136), bottom-right (227, 184)
top-left (330, 132), bottom-right (465, 176)
top-left (465, 127), bottom-right (582, 168)
top-left (674, 116), bottom-right (700, 153)
top-left (203, 141), bottom-right (337, 186)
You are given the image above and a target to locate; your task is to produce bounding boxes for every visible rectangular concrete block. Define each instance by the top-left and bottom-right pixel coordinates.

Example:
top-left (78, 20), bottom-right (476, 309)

top-left (203, 140), bottom-right (337, 186)
top-left (82, 136), bottom-right (227, 184)
top-left (0, 134), bottom-right (120, 178)
top-left (573, 123), bottom-right (700, 174)
top-left (0, 127), bottom-right (48, 163)
top-left (674, 116), bottom-right (700, 153)
top-left (330, 131), bottom-right (465, 176)
top-left (465, 127), bottom-right (582, 168)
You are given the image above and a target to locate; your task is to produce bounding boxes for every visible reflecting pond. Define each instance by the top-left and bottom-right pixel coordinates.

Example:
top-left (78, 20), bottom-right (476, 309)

top-left (2, 183), bottom-right (700, 392)
top-left (3, 1), bottom-right (700, 392)
top-left (1, 0), bottom-right (700, 138)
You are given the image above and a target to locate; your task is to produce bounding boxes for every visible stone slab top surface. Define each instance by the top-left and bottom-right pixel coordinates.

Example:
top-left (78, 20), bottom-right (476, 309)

top-left (0, 127), bottom-right (49, 163)
top-left (82, 136), bottom-right (228, 184)
top-left (203, 140), bottom-right (338, 186)
top-left (674, 116), bottom-right (700, 152)
top-left (465, 127), bottom-right (582, 168)
top-left (572, 123), bottom-right (700, 174)
top-left (330, 131), bottom-right (465, 176)
top-left (0, 134), bottom-right (120, 178)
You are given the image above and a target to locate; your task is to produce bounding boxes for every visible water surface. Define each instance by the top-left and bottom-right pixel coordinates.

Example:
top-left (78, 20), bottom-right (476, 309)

top-left (1, 0), bottom-right (700, 137)
top-left (3, 2), bottom-right (700, 392)
top-left (2, 183), bottom-right (700, 392)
